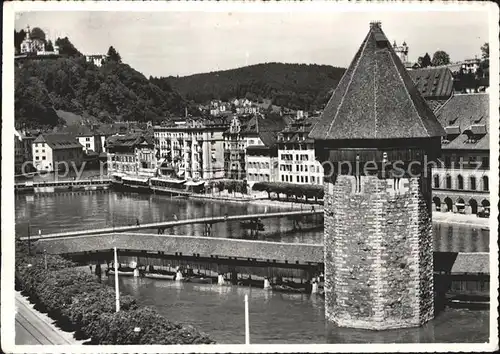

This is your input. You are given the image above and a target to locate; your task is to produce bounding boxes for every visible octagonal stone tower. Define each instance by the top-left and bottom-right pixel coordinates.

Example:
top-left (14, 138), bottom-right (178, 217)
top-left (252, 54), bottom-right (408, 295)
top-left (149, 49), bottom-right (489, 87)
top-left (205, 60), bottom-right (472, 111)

top-left (309, 22), bottom-right (445, 330)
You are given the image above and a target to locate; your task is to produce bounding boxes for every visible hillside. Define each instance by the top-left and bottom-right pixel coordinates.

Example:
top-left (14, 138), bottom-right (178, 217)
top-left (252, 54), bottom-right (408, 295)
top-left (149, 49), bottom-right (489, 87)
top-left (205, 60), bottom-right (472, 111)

top-left (157, 63), bottom-right (346, 111)
top-left (15, 56), bottom-right (186, 129)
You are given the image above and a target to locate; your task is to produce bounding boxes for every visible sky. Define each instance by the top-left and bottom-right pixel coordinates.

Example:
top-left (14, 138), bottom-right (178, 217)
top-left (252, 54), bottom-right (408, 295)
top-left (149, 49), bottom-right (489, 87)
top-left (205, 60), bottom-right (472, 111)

top-left (15, 9), bottom-right (489, 78)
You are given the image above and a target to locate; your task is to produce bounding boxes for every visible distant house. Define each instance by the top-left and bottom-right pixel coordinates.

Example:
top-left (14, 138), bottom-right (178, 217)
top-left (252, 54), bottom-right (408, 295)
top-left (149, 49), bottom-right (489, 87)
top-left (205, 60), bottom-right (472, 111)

top-left (85, 54), bottom-right (107, 67)
top-left (32, 134), bottom-right (84, 172)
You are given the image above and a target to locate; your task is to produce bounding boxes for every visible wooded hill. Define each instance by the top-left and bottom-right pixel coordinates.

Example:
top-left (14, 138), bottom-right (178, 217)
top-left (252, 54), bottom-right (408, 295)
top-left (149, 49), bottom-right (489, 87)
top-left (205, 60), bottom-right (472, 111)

top-left (157, 63), bottom-right (346, 111)
top-left (15, 57), bottom-right (187, 129)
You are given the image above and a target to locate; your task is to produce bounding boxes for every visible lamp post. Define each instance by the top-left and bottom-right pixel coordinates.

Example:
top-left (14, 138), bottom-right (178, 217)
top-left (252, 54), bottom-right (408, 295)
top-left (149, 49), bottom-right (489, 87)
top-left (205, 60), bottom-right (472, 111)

top-left (114, 247), bottom-right (120, 312)
top-left (244, 294), bottom-right (250, 344)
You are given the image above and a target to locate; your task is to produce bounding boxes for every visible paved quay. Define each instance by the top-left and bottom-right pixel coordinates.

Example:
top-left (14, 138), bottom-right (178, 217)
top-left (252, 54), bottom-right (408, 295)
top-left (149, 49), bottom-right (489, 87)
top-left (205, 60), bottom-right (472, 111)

top-left (15, 292), bottom-right (81, 345)
top-left (433, 211), bottom-right (490, 229)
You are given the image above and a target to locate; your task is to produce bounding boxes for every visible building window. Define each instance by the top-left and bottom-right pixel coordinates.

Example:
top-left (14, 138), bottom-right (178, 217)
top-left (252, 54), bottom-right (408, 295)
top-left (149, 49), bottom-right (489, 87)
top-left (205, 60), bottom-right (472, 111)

top-left (483, 176), bottom-right (489, 191)
top-left (301, 176), bottom-right (304, 183)
top-left (35, 156), bottom-right (39, 160)
top-left (470, 176), bottom-right (477, 190)
top-left (446, 175), bottom-right (452, 189)
top-left (433, 175), bottom-right (440, 188)
top-left (42, 156), bottom-right (46, 160)
top-left (282, 175), bottom-right (284, 182)
top-left (481, 156), bottom-right (489, 169)
top-left (457, 175), bottom-right (464, 190)
top-left (305, 176), bottom-right (308, 183)
top-left (296, 176), bottom-right (299, 182)
top-left (86, 137), bottom-right (90, 141)
top-left (312, 176), bottom-right (315, 183)
top-left (444, 156), bottom-right (451, 168)
top-left (86, 144), bottom-right (90, 148)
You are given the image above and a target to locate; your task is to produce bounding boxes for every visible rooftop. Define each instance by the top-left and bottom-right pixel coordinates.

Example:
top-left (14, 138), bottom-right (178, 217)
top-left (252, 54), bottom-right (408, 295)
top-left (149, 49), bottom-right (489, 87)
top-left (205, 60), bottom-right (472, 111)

top-left (310, 22), bottom-right (445, 141)
top-left (409, 67), bottom-right (454, 100)
top-left (435, 93), bottom-right (489, 150)
top-left (33, 134), bottom-right (83, 150)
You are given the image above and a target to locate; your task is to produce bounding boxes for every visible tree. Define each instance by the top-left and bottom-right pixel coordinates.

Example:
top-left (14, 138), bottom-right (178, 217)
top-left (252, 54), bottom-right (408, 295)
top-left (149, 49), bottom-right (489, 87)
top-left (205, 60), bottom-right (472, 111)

top-left (431, 50), bottom-right (450, 66)
top-left (480, 42), bottom-right (489, 59)
top-left (107, 46), bottom-right (122, 63)
top-left (417, 53), bottom-right (432, 68)
top-left (55, 37), bottom-right (82, 57)
top-left (30, 27), bottom-right (46, 42)
top-left (46, 39), bottom-right (54, 52)
top-left (14, 30), bottom-right (27, 53)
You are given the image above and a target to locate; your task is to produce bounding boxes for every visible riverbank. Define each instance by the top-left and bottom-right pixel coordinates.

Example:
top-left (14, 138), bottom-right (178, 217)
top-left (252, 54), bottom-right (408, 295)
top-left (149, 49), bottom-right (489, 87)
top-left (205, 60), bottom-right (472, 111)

top-left (433, 212), bottom-right (490, 229)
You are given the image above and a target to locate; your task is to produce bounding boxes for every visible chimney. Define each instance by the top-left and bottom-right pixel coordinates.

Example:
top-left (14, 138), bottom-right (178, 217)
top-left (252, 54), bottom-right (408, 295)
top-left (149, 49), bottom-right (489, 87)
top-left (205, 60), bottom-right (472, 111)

top-left (370, 21), bottom-right (382, 29)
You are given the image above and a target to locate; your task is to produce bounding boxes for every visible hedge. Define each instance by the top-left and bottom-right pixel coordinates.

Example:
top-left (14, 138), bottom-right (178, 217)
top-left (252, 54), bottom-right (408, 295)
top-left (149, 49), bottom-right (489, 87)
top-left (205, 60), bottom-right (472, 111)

top-left (15, 241), bottom-right (215, 345)
top-left (252, 181), bottom-right (324, 201)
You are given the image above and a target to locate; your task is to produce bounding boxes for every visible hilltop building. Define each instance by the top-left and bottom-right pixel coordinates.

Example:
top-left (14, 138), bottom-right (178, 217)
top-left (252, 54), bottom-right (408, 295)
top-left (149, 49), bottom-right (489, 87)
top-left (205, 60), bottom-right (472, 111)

top-left (32, 134), bottom-right (84, 172)
top-left (85, 54), bottom-right (107, 67)
top-left (153, 118), bottom-right (228, 180)
top-left (277, 114), bottom-right (324, 185)
top-left (16, 26), bottom-right (60, 62)
top-left (310, 21), bottom-right (445, 330)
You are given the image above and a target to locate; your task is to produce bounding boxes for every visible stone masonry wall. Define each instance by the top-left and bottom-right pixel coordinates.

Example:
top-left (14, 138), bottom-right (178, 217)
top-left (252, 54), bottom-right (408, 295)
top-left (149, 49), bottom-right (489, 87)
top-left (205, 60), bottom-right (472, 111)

top-left (324, 174), bottom-right (434, 330)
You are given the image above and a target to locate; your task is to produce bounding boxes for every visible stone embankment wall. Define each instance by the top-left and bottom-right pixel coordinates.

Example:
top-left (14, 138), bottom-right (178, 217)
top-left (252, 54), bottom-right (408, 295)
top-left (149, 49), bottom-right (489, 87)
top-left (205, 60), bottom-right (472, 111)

top-left (324, 175), bottom-right (434, 330)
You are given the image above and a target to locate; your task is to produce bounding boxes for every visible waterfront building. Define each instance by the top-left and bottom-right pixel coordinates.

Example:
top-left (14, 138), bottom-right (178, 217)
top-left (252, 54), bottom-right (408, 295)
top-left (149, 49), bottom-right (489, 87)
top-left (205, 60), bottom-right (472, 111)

top-left (245, 117), bottom-right (286, 187)
top-left (223, 114), bottom-right (286, 181)
top-left (432, 93), bottom-right (490, 215)
top-left (106, 132), bottom-right (157, 177)
top-left (224, 116), bottom-right (248, 180)
top-left (14, 130), bottom-right (25, 174)
top-left (153, 118), bottom-right (228, 180)
top-left (310, 21), bottom-right (445, 329)
top-left (277, 114), bottom-right (324, 185)
top-left (32, 134), bottom-right (84, 172)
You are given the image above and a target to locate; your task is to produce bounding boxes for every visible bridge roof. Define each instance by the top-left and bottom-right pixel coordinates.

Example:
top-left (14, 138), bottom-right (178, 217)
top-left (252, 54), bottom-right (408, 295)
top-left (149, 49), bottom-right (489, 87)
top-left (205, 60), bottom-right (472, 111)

top-left (35, 233), bottom-right (489, 274)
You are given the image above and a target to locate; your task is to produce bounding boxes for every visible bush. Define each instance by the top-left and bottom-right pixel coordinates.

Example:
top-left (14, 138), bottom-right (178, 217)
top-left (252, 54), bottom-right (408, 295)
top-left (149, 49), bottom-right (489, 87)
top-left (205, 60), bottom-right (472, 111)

top-left (252, 181), bottom-right (324, 202)
top-left (15, 241), bottom-right (216, 345)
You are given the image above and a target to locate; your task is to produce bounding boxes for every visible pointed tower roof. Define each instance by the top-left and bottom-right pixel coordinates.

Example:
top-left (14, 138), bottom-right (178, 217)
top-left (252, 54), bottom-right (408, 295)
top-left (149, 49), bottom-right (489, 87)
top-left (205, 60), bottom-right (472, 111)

top-left (310, 22), bottom-right (445, 141)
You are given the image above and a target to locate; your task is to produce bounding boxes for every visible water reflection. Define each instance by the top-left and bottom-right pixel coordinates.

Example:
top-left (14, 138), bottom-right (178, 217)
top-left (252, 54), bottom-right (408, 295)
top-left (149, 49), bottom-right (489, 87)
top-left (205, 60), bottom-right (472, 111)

top-left (15, 191), bottom-right (489, 252)
top-left (107, 276), bottom-right (488, 344)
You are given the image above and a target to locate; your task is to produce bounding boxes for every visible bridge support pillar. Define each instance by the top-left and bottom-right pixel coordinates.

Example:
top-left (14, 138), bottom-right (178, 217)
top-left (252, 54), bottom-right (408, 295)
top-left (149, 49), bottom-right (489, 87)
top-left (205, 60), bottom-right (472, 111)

top-left (311, 278), bottom-right (318, 294)
top-left (263, 277), bottom-right (271, 290)
top-left (218, 274), bottom-right (225, 285)
top-left (133, 268), bottom-right (140, 277)
top-left (176, 270), bottom-right (184, 281)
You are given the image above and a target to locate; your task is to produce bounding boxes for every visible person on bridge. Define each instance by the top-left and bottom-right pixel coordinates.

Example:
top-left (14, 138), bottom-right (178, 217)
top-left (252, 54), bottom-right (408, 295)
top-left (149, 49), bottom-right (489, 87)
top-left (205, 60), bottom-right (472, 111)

top-left (311, 205), bottom-right (315, 212)
top-left (173, 214), bottom-right (178, 221)
top-left (136, 218), bottom-right (140, 226)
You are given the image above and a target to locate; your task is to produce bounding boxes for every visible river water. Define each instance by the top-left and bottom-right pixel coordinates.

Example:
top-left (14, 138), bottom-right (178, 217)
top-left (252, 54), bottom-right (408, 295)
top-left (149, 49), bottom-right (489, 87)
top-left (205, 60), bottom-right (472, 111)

top-left (14, 191), bottom-right (490, 252)
top-left (14, 190), bottom-right (490, 343)
top-left (104, 276), bottom-right (489, 344)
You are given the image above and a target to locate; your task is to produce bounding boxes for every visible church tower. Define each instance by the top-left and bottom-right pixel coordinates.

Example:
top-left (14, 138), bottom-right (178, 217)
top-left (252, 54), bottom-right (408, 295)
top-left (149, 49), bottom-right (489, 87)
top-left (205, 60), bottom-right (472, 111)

top-left (310, 22), bottom-right (444, 330)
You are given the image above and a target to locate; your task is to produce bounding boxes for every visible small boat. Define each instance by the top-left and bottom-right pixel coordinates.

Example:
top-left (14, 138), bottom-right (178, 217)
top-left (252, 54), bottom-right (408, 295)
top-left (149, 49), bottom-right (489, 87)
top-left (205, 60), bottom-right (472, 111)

top-left (272, 284), bottom-right (306, 294)
top-left (237, 278), bottom-right (264, 288)
top-left (183, 276), bottom-right (213, 284)
top-left (144, 272), bottom-right (176, 280)
top-left (107, 269), bottom-right (135, 276)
